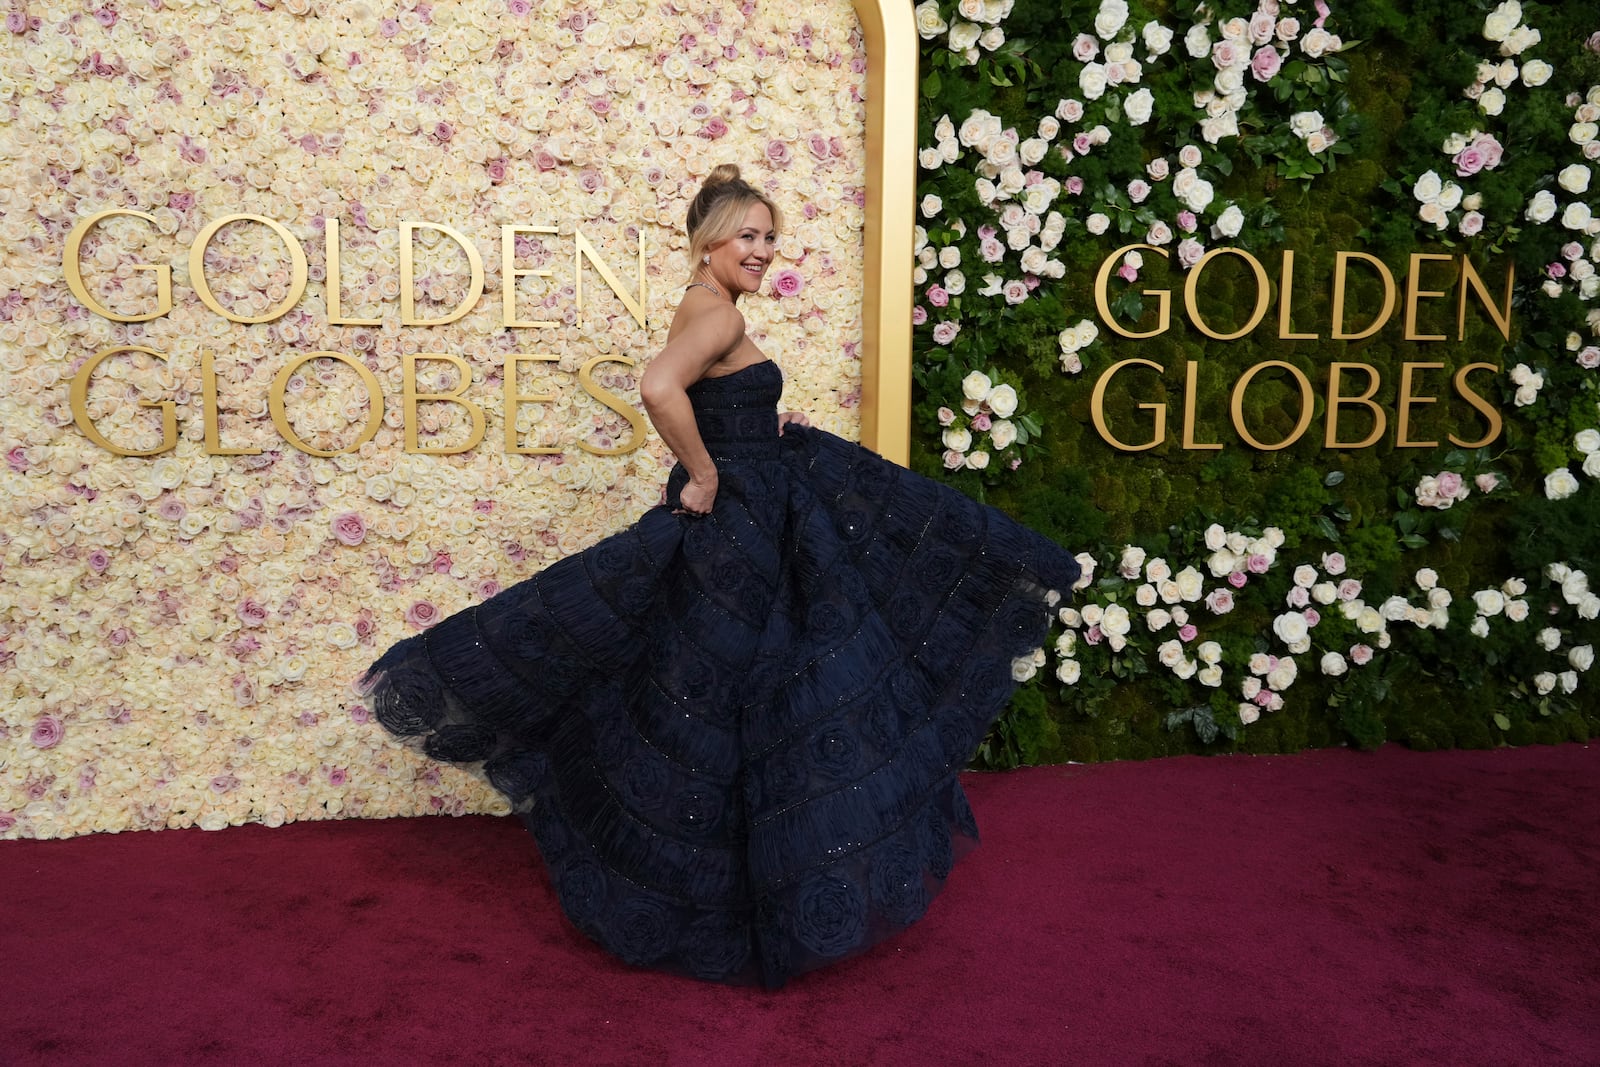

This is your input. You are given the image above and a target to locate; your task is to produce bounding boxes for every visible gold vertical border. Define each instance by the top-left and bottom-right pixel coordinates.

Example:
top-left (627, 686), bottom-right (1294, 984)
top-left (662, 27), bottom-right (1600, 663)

top-left (853, 0), bottom-right (916, 465)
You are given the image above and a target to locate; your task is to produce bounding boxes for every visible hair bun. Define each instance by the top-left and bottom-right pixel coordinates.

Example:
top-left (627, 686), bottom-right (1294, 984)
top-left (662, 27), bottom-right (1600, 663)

top-left (704, 163), bottom-right (742, 186)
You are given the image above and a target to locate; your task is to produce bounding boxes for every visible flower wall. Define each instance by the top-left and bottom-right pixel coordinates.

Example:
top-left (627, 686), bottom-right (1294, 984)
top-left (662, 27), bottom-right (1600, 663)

top-left (0, 0), bottom-right (867, 838)
top-left (910, 0), bottom-right (1600, 764)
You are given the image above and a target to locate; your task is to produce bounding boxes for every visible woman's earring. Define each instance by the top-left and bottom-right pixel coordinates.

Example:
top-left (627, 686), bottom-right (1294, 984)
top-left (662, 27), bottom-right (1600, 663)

top-left (702, 254), bottom-right (710, 264)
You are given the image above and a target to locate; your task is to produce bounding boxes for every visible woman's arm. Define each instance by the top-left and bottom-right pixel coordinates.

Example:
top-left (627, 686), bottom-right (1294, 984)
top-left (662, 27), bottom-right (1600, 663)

top-left (639, 303), bottom-right (745, 514)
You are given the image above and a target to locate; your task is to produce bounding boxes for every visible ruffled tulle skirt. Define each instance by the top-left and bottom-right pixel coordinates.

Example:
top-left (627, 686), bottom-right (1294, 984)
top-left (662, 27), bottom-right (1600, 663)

top-left (362, 425), bottom-right (1078, 987)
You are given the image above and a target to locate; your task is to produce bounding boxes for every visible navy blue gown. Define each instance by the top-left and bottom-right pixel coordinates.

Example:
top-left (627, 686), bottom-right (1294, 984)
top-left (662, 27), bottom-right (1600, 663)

top-left (361, 359), bottom-right (1079, 987)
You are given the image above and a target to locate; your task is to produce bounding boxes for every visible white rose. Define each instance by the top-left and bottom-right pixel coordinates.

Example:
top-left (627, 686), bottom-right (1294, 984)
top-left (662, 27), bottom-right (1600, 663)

top-left (1086, 213), bottom-right (1111, 235)
top-left (920, 194), bottom-right (943, 217)
top-left (1081, 604), bottom-right (1104, 626)
top-left (1143, 21), bottom-right (1174, 56)
top-left (1586, 453), bottom-right (1600, 479)
top-left (949, 22), bottom-right (982, 51)
top-left (1545, 468), bottom-right (1580, 500)
top-left (1571, 645), bottom-right (1595, 671)
top-left (1414, 567), bottom-right (1438, 589)
top-left (1174, 567), bottom-right (1204, 602)
top-left (1183, 177), bottom-right (1216, 213)
top-left (1505, 599), bottom-right (1529, 622)
top-left (1079, 63), bottom-right (1109, 100)
top-left (942, 427), bottom-right (973, 452)
top-left (986, 383), bottom-right (1019, 417)
top-left (1214, 204), bottom-right (1245, 238)
top-left (1147, 607), bottom-right (1172, 631)
top-left (1199, 665), bottom-right (1223, 687)
top-left (1413, 169), bottom-right (1444, 204)
top-left (1312, 582), bottom-right (1338, 605)
top-left (1157, 639), bottom-right (1184, 667)
top-left (1576, 429), bottom-right (1600, 454)
top-left (1520, 59), bottom-right (1552, 86)
top-left (962, 370), bottom-right (993, 400)
top-left (1534, 671), bottom-right (1557, 695)
top-left (1538, 627), bottom-right (1562, 651)
top-left (1473, 589), bottom-right (1505, 616)
top-left (1470, 616), bottom-right (1491, 638)
top-left (1427, 587), bottom-right (1453, 610)
top-left (1124, 88), bottom-right (1154, 125)
top-left (1184, 22), bottom-right (1211, 59)
top-left (967, 450), bottom-right (991, 470)
top-left (989, 419), bottom-right (1017, 449)
top-left (1207, 550), bottom-right (1238, 577)
top-left (1562, 203), bottom-right (1594, 231)
top-left (1057, 659), bottom-right (1082, 684)
top-left (1101, 603), bottom-right (1132, 637)
top-left (1273, 612), bottom-right (1309, 646)
top-left (1266, 660), bottom-right (1298, 691)
top-left (1526, 190), bottom-right (1557, 224)
top-left (1321, 652), bottom-right (1348, 677)
top-left (1559, 671), bottom-right (1579, 694)
top-left (1094, 0), bottom-right (1129, 40)
top-left (1135, 583), bottom-right (1159, 607)
top-left (915, 0), bottom-right (949, 39)
top-left (1118, 545), bottom-right (1146, 578)
top-left (1482, 0), bottom-right (1521, 42)
top-left (1479, 87), bottom-right (1505, 116)
top-left (1239, 703), bottom-right (1261, 725)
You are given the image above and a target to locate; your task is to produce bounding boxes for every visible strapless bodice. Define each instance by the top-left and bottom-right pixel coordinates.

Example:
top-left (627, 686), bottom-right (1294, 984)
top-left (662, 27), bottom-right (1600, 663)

top-left (687, 360), bottom-right (782, 463)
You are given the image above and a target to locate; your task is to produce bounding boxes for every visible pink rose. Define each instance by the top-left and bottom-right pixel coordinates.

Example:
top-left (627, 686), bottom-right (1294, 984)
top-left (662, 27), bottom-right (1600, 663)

top-left (1547, 262), bottom-right (1568, 279)
top-left (1178, 624), bottom-right (1198, 642)
top-left (1205, 588), bottom-right (1235, 613)
top-left (1250, 46), bottom-right (1283, 82)
top-left (1475, 472), bottom-right (1500, 493)
top-left (237, 599), bottom-right (269, 627)
top-left (931, 321), bottom-right (960, 346)
top-left (772, 269), bottom-right (805, 298)
top-left (331, 511), bottom-right (367, 546)
top-left (1349, 644), bottom-right (1374, 666)
top-left (1453, 145), bottom-right (1485, 176)
top-left (349, 704), bottom-right (372, 724)
top-left (1176, 210), bottom-right (1197, 233)
top-left (406, 601), bottom-right (440, 628)
top-left (1474, 133), bottom-right (1503, 169)
top-left (912, 305), bottom-right (928, 326)
top-left (1072, 33), bottom-right (1098, 62)
top-left (1337, 578), bottom-right (1363, 600)
top-left (1459, 211), bottom-right (1484, 237)
top-left (32, 715), bottom-right (63, 749)
top-left (972, 412), bottom-right (992, 431)
top-left (980, 238), bottom-right (1005, 262)
top-left (1003, 280), bottom-right (1030, 304)
top-left (1321, 552), bottom-right (1347, 575)
top-left (1287, 585), bottom-right (1310, 608)
top-left (1116, 263), bottom-right (1139, 283)
top-left (5, 446), bottom-right (25, 471)
top-left (1128, 179), bottom-right (1151, 203)
top-left (1436, 471), bottom-right (1465, 499)
top-left (1576, 347), bottom-right (1600, 369)
top-left (766, 139), bottom-right (792, 166)
top-left (1084, 624), bottom-right (1104, 645)
top-left (1177, 238), bottom-right (1205, 268)
top-left (1212, 40), bottom-right (1243, 69)
top-left (926, 285), bottom-right (949, 308)
top-left (87, 550), bottom-right (111, 573)
top-left (1065, 176), bottom-right (1085, 195)
top-left (1247, 553), bottom-right (1271, 574)
top-left (1228, 570), bottom-right (1249, 589)
top-left (1303, 608), bottom-right (1321, 626)
top-left (1073, 133), bottom-right (1094, 156)
top-left (701, 117), bottom-right (729, 139)
top-left (937, 406), bottom-right (956, 426)
top-left (942, 449), bottom-right (965, 470)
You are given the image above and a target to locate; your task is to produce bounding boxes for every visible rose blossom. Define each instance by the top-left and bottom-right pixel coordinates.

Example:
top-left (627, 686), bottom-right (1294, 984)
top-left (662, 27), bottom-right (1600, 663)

top-left (406, 601), bottom-right (441, 628)
top-left (32, 715), bottom-right (64, 749)
top-left (771, 270), bottom-right (805, 298)
top-left (331, 511), bottom-right (367, 546)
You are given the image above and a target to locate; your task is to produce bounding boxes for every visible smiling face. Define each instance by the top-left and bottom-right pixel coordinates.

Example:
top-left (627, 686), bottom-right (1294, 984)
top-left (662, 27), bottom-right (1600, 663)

top-left (703, 202), bottom-right (776, 300)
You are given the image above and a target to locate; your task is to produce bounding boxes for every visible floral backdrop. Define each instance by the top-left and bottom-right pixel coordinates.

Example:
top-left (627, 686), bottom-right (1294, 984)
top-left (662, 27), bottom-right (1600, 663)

top-left (910, 0), bottom-right (1600, 765)
top-left (0, 0), bottom-right (867, 838)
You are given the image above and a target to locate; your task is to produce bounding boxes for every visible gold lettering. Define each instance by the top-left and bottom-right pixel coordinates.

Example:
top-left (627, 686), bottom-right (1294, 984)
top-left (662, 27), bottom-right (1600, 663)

top-left (1330, 251), bottom-right (1397, 340)
top-left (504, 354), bottom-right (563, 455)
top-left (1184, 247), bottom-right (1270, 341)
top-left (1230, 361), bottom-right (1314, 451)
top-left (201, 351), bottom-right (262, 455)
top-left (1403, 252), bottom-right (1453, 342)
top-left (69, 346), bottom-right (178, 456)
top-left (1090, 358), bottom-right (1166, 451)
top-left (403, 354), bottom-right (486, 454)
top-left (1324, 362), bottom-right (1386, 449)
top-left (577, 355), bottom-right (648, 455)
top-left (400, 221), bottom-right (486, 326)
top-left (1450, 362), bottom-right (1503, 449)
top-left (269, 351), bottom-right (383, 457)
top-left (1396, 362), bottom-right (1444, 448)
top-left (1093, 244), bottom-right (1172, 339)
top-left (324, 219), bottom-right (381, 326)
top-left (501, 224), bottom-right (560, 328)
top-left (1181, 361), bottom-right (1222, 450)
top-left (1277, 250), bottom-right (1318, 340)
top-left (63, 210), bottom-right (173, 322)
top-left (574, 229), bottom-right (647, 329)
top-left (1457, 257), bottom-right (1514, 341)
top-left (189, 214), bottom-right (309, 324)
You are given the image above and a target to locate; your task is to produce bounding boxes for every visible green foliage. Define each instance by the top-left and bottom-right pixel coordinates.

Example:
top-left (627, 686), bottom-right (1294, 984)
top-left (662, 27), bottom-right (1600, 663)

top-left (914, 1), bottom-right (1600, 763)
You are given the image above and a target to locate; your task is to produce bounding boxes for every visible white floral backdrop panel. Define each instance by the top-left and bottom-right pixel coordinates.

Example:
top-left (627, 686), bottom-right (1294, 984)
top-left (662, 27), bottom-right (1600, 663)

top-left (0, 0), bottom-right (867, 838)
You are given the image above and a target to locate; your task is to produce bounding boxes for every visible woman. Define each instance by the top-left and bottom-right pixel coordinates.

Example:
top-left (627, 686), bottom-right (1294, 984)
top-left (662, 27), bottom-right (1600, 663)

top-left (362, 165), bottom-right (1080, 988)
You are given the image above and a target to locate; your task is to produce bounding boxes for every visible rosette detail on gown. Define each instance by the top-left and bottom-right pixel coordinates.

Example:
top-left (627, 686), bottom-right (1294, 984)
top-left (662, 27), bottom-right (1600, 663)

top-left (362, 359), bottom-right (1079, 988)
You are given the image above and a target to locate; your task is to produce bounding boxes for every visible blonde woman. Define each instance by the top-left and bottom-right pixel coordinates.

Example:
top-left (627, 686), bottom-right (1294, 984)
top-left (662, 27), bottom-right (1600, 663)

top-left (363, 164), bottom-right (1080, 988)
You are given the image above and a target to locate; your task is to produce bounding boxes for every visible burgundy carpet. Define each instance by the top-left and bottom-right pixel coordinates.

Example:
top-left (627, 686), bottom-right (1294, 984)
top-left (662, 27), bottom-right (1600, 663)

top-left (3, 745), bottom-right (1597, 1066)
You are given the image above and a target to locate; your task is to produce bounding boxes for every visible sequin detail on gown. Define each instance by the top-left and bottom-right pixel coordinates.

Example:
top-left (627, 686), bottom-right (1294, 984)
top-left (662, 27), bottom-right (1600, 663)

top-left (361, 359), bottom-right (1080, 987)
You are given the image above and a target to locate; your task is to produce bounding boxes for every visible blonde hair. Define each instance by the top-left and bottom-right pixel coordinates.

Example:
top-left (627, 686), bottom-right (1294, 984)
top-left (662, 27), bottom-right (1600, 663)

top-left (686, 164), bottom-right (782, 279)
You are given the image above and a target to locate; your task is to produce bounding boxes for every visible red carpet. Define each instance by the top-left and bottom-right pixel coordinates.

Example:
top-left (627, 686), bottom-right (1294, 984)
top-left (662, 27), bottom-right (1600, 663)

top-left (3, 745), bottom-right (1598, 1066)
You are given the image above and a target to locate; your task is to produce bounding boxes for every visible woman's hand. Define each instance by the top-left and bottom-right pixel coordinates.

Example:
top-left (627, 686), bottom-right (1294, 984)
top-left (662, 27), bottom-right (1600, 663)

top-left (778, 411), bottom-right (811, 433)
top-left (676, 471), bottom-right (718, 517)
